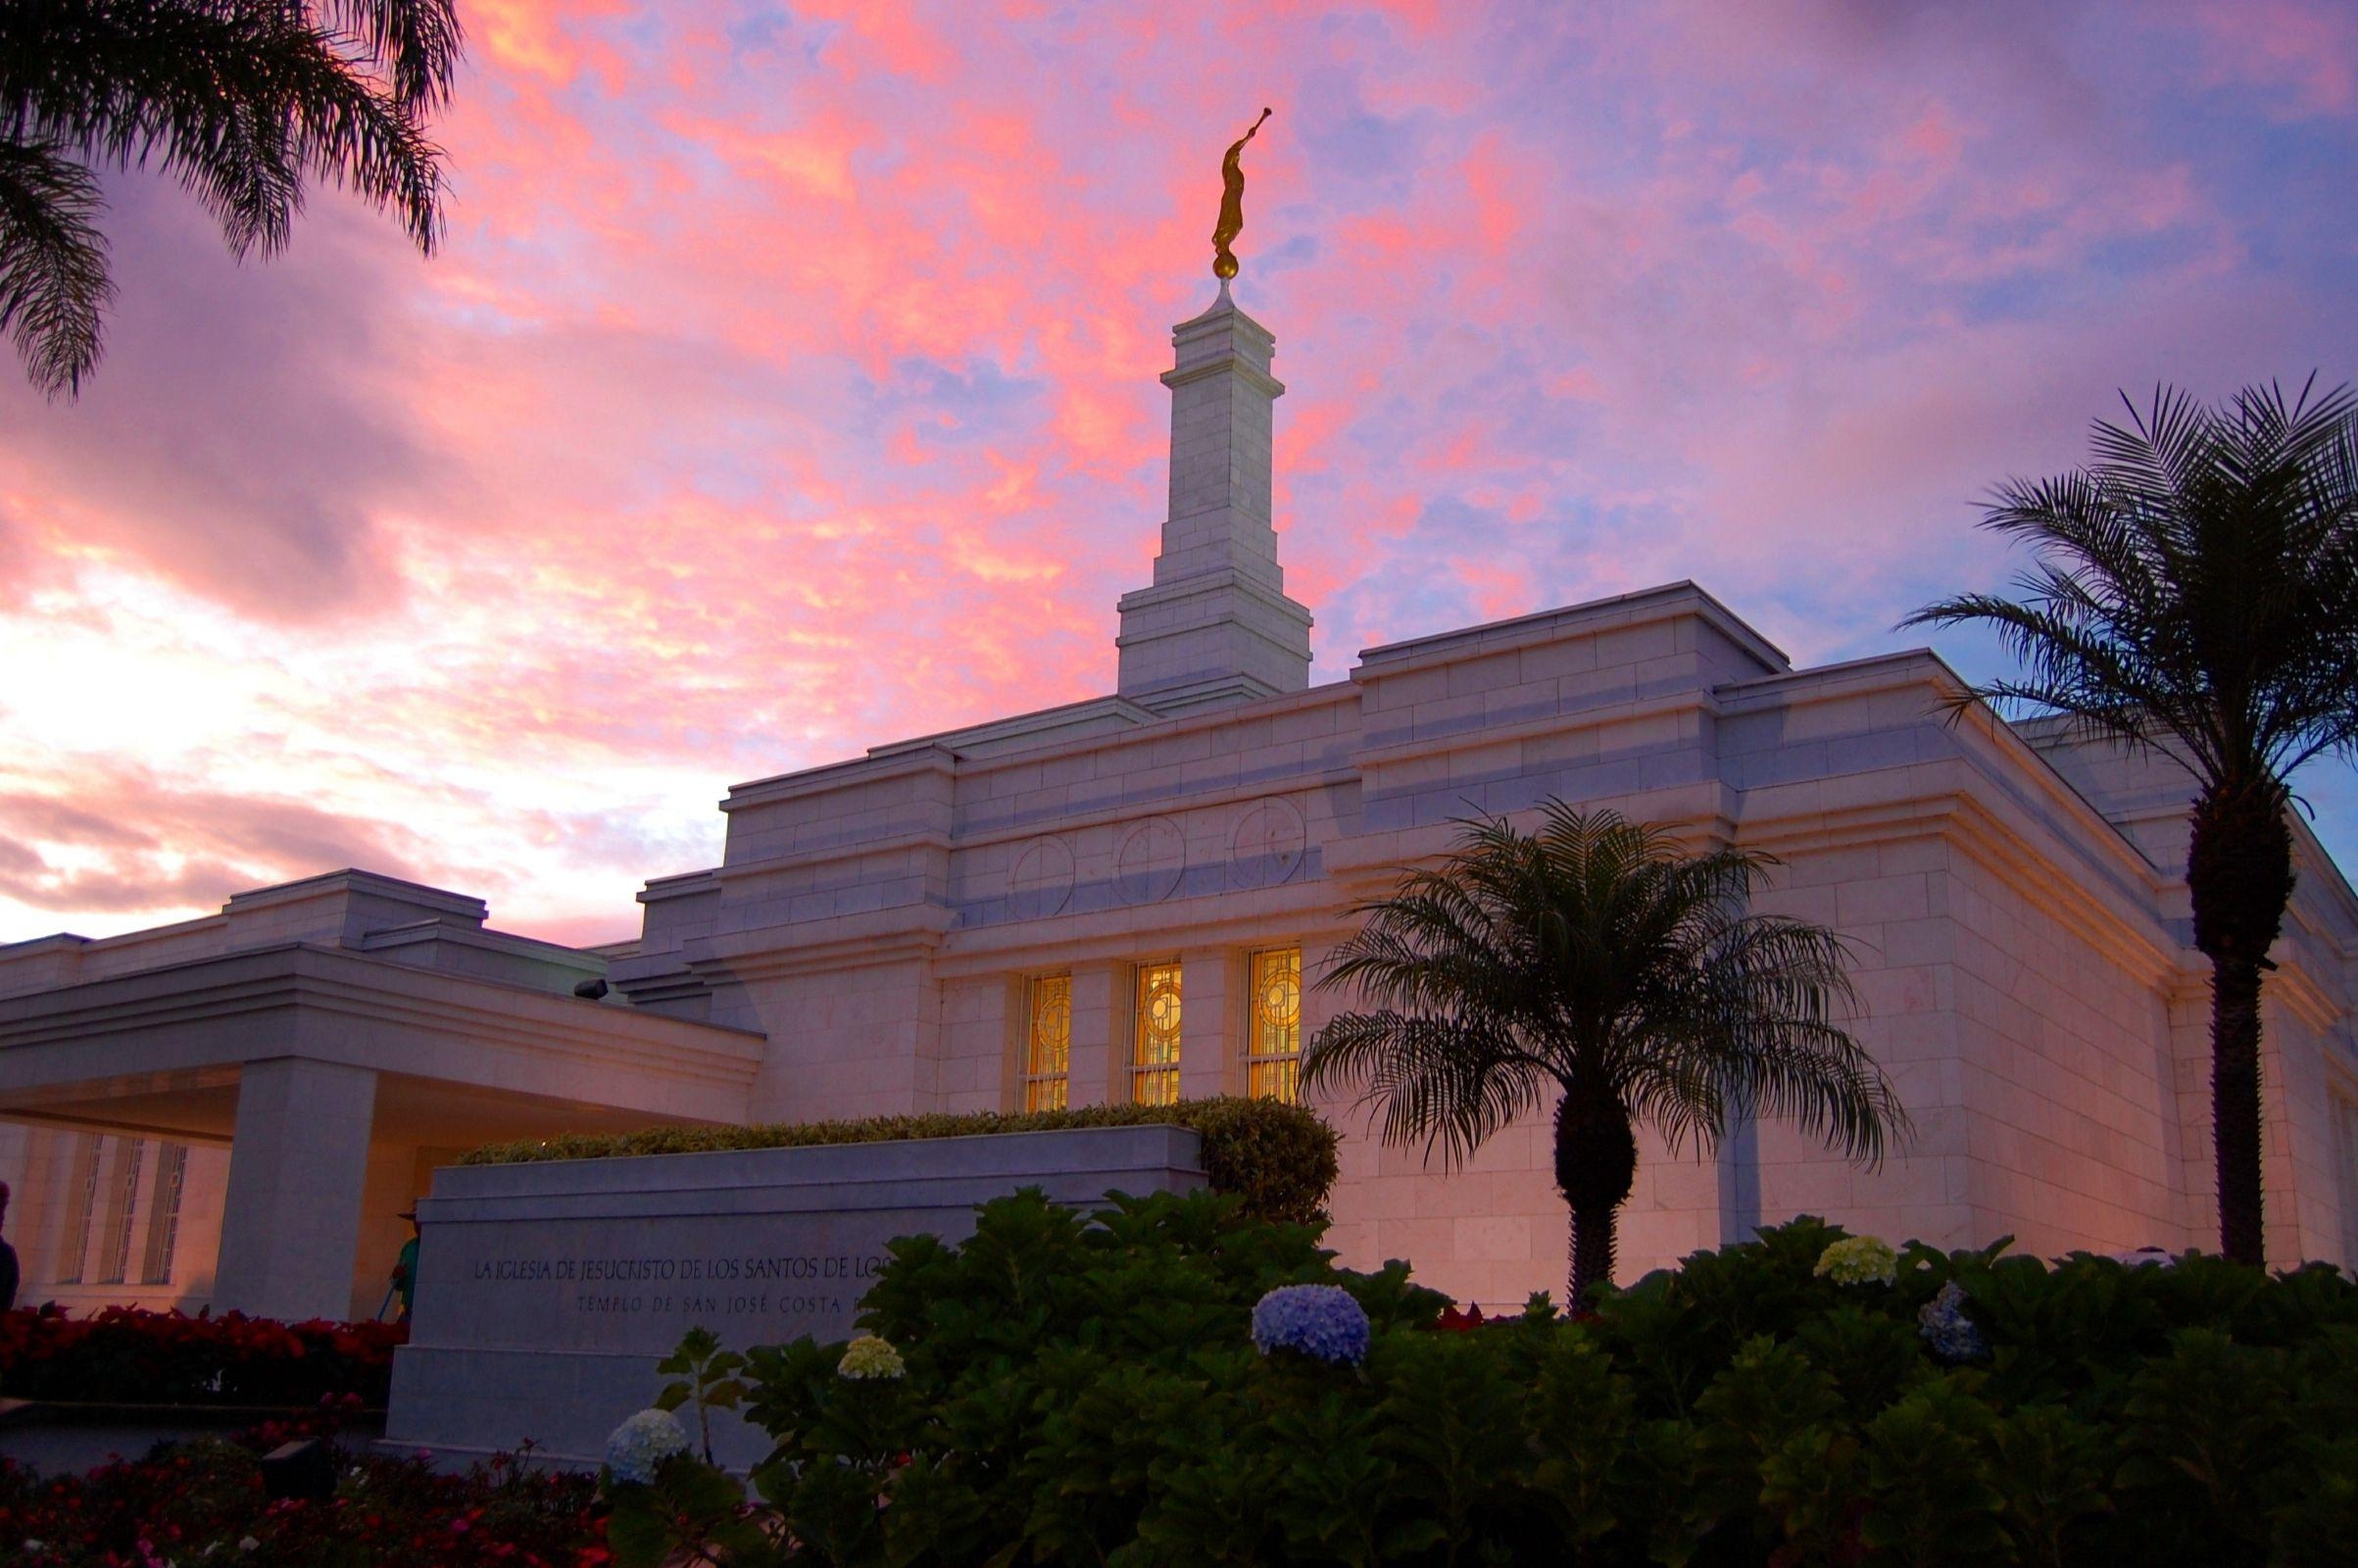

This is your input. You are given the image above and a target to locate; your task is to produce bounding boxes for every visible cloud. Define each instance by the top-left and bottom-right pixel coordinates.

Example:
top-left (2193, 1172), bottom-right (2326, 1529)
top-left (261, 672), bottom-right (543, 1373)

top-left (0, 759), bottom-right (432, 919)
top-left (0, 0), bottom-right (2351, 943)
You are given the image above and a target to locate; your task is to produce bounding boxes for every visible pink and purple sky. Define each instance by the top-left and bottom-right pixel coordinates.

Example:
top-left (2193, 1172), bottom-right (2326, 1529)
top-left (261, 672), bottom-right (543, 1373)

top-left (4, 0), bottom-right (2356, 948)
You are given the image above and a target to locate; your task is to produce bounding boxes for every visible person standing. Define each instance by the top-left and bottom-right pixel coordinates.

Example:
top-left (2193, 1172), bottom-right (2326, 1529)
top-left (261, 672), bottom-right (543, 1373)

top-left (0, 1180), bottom-right (20, 1312)
top-left (388, 1211), bottom-right (420, 1322)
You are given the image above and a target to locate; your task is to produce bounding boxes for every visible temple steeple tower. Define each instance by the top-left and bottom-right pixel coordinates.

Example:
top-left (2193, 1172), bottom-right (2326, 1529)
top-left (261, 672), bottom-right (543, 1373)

top-left (1115, 281), bottom-right (1313, 713)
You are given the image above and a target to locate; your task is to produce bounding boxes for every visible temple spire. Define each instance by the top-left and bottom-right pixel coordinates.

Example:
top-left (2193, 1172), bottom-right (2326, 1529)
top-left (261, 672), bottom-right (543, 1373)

top-left (1114, 284), bottom-right (1313, 714)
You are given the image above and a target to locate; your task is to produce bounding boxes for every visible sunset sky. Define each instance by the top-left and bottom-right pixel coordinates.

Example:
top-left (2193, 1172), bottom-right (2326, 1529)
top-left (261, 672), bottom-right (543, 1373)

top-left (4, 0), bottom-right (2355, 948)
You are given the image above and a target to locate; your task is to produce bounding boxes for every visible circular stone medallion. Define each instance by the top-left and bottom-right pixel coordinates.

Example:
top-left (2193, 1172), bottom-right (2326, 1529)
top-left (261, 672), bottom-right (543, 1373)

top-left (1007, 835), bottom-right (1077, 919)
top-left (1113, 817), bottom-right (1188, 906)
top-left (1227, 797), bottom-right (1306, 890)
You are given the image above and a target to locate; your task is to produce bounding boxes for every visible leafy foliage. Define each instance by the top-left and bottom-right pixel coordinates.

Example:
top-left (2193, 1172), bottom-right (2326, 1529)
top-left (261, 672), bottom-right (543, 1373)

top-left (0, 0), bottom-right (462, 395)
top-left (629, 1196), bottom-right (2358, 1566)
top-left (655, 1324), bottom-right (751, 1464)
top-left (461, 1094), bottom-right (1342, 1226)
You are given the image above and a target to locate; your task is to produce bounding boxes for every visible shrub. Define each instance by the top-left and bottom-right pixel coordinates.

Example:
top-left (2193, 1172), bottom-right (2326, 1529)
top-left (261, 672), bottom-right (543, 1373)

top-left (459, 1094), bottom-right (1341, 1225)
top-left (615, 1200), bottom-right (2358, 1568)
top-left (0, 1413), bottom-right (604, 1567)
top-left (0, 1305), bottom-right (405, 1406)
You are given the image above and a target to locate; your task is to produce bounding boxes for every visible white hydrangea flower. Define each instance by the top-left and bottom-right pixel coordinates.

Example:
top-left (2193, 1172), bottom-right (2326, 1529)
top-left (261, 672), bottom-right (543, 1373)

top-left (1814, 1235), bottom-right (1899, 1287)
top-left (837, 1334), bottom-right (907, 1380)
top-left (604, 1406), bottom-right (691, 1485)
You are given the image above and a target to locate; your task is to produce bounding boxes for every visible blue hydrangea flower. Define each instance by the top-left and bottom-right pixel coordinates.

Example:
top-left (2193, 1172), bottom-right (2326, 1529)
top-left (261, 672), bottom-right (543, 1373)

top-left (1251, 1284), bottom-right (1371, 1367)
top-left (604, 1406), bottom-right (689, 1485)
top-left (1917, 1280), bottom-right (1988, 1363)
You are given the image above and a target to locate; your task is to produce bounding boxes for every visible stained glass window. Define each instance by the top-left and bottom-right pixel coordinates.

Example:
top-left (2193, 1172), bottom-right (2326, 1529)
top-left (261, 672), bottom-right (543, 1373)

top-left (141, 1143), bottom-right (189, 1285)
top-left (1132, 961), bottom-right (1183, 1105)
top-left (1024, 975), bottom-right (1072, 1112)
top-left (1248, 948), bottom-right (1302, 1102)
top-left (58, 1135), bottom-right (101, 1285)
top-left (97, 1138), bottom-right (146, 1285)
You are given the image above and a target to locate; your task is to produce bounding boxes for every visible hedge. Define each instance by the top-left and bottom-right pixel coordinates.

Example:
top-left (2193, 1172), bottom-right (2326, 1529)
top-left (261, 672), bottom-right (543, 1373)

top-left (460, 1096), bottom-right (1340, 1225)
top-left (609, 1194), bottom-right (2358, 1568)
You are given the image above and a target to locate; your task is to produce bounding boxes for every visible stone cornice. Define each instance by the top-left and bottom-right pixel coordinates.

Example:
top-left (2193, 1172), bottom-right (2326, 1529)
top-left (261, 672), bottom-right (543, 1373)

top-left (1353, 690), bottom-right (1722, 771)
top-left (1725, 651), bottom-right (2170, 894)
top-left (1158, 357), bottom-right (1284, 398)
top-left (952, 767), bottom-right (1361, 853)
top-left (930, 880), bottom-right (1363, 978)
top-left (0, 944), bottom-right (763, 1095)
top-left (2266, 958), bottom-right (2348, 1034)
top-left (715, 830), bottom-right (953, 884)
top-left (722, 745), bottom-right (958, 813)
top-left (1321, 768), bottom-right (2185, 990)
top-left (1352, 580), bottom-right (1789, 679)
top-left (686, 905), bottom-right (954, 982)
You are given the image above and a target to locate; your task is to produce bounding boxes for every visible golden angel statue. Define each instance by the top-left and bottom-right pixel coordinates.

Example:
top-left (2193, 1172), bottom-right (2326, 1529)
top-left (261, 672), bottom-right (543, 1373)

top-left (1212, 107), bottom-right (1273, 280)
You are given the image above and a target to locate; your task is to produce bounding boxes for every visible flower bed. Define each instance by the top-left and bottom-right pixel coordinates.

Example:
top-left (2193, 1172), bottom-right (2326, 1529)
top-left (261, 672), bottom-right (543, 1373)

top-left (0, 1409), bottom-right (607, 1567)
top-left (0, 1305), bottom-right (405, 1407)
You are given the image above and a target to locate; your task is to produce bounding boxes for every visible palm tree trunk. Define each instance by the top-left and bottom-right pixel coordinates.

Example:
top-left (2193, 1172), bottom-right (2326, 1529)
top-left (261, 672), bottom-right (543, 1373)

top-left (2208, 954), bottom-right (2268, 1267)
top-left (1555, 1088), bottom-right (1638, 1309)
top-left (2186, 777), bottom-right (2294, 1267)
top-left (1568, 1205), bottom-right (1616, 1313)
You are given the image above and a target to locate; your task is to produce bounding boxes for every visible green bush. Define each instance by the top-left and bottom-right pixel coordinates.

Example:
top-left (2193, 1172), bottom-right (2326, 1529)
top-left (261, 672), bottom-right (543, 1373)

top-left (459, 1095), bottom-right (1340, 1224)
top-left (610, 1196), bottom-right (2358, 1568)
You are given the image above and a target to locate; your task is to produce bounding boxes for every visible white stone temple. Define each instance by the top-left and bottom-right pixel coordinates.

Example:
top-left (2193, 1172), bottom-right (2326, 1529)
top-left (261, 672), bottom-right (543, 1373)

top-left (5, 282), bottom-right (2357, 1324)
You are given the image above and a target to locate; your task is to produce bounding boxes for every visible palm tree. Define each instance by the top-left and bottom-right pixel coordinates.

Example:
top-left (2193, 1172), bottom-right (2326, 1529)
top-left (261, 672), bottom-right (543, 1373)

top-left (1905, 381), bottom-right (2358, 1267)
top-left (0, 0), bottom-right (461, 397)
top-left (1302, 803), bottom-right (1906, 1307)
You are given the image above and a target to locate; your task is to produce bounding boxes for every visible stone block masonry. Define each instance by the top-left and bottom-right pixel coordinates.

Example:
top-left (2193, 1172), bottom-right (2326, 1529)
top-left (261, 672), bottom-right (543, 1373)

top-left (384, 1125), bottom-right (1207, 1468)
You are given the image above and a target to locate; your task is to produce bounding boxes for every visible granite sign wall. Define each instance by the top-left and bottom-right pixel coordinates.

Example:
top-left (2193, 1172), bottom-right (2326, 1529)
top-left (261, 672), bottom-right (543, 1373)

top-left (383, 1124), bottom-right (1206, 1467)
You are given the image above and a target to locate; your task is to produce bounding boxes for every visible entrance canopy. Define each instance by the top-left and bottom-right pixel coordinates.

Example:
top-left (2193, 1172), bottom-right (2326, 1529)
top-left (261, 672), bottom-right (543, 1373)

top-left (0, 874), bottom-right (765, 1320)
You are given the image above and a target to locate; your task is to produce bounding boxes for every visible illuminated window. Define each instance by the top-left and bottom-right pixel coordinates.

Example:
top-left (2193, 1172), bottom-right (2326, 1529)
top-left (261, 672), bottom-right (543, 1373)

top-left (1132, 961), bottom-right (1183, 1105)
top-left (1248, 948), bottom-right (1302, 1102)
top-left (97, 1138), bottom-right (146, 1285)
top-left (58, 1135), bottom-right (102, 1285)
top-left (141, 1143), bottom-right (189, 1286)
top-left (1023, 975), bottom-right (1072, 1112)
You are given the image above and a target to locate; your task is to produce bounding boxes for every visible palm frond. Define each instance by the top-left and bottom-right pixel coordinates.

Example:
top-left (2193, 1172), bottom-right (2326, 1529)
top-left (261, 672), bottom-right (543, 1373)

top-left (1902, 380), bottom-right (2358, 792)
top-left (1312, 805), bottom-right (1907, 1178)
top-left (324, 0), bottom-right (463, 111)
top-left (0, 134), bottom-right (111, 396)
top-left (1621, 914), bottom-right (1904, 1165)
top-left (1300, 1009), bottom-right (1545, 1168)
top-left (0, 0), bottom-right (457, 395)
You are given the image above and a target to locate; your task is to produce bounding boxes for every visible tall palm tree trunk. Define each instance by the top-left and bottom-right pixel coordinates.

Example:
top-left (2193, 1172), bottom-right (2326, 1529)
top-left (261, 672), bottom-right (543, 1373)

top-left (1555, 1089), bottom-right (1637, 1309)
top-left (2186, 777), bottom-right (2295, 1267)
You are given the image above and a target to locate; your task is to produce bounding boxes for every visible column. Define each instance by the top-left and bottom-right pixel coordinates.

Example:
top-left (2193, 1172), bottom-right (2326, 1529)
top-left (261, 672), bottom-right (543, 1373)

top-left (1298, 938), bottom-right (1353, 1121)
top-left (1179, 948), bottom-right (1247, 1101)
top-left (212, 1057), bottom-right (378, 1322)
top-left (1715, 1114), bottom-right (1762, 1248)
top-left (1065, 962), bottom-right (1129, 1108)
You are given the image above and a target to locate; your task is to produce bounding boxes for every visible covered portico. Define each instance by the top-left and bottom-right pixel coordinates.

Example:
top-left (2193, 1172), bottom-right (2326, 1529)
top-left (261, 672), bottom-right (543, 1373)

top-left (0, 938), bottom-right (764, 1321)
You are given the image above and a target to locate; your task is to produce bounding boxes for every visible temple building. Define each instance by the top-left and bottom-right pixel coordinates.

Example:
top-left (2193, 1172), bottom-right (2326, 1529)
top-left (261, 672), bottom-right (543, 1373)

top-left (4, 282), bottom-right (2356, 1323)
